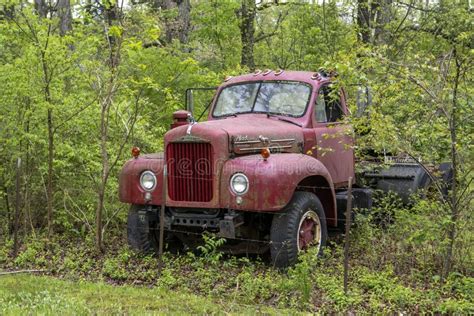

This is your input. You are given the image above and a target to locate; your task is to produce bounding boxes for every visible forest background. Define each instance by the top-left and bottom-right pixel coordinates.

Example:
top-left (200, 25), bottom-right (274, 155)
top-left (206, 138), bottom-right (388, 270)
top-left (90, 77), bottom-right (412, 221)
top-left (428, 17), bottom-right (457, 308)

top-left (0, 0), bottom-right (472, 313)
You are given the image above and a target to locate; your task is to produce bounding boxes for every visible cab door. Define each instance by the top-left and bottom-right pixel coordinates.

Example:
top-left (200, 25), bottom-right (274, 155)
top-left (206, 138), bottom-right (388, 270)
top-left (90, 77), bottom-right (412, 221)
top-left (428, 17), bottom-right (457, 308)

top-left (311, 85), bottom-right (354, 186)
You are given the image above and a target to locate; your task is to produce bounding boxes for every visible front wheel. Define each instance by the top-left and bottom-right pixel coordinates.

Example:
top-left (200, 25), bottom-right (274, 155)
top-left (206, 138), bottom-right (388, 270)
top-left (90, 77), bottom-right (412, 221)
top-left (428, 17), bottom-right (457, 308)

top-left (127, 205), bottom-right (158, 253)
top-left (270, 192), bottom-right (328, 269)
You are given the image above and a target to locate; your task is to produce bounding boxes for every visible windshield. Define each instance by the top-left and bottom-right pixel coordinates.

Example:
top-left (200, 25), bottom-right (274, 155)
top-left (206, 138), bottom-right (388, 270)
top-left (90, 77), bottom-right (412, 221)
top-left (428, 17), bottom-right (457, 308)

top-left (213, 81), bottom-right (312, 117)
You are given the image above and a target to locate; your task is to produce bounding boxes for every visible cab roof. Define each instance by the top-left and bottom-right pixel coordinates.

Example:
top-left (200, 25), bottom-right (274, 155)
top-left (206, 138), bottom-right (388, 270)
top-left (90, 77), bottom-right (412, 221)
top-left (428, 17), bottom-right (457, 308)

top-left (222, 70), bottom-right (330, 87)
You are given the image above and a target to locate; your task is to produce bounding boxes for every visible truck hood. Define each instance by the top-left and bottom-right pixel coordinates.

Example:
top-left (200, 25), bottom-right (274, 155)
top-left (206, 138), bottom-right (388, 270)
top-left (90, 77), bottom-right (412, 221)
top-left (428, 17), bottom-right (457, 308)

top-left (165, 115), bottom-right (304, 155)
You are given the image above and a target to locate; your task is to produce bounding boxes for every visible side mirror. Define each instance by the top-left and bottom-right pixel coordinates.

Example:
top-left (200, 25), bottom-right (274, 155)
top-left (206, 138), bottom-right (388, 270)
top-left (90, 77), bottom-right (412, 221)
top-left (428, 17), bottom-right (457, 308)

top-left (184, 87), bottom-right (218, 121)
top-left (186, 89), bottom-right (194, 114)
top-left (356, 86), bottom-right (372, 117)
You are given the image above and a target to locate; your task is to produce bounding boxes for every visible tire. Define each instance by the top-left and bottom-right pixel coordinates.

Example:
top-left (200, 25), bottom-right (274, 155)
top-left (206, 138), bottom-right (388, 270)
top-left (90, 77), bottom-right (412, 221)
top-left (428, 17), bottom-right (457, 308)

top-left (270, 191), bottom-right (328, 269)
top-left (127, 205), bottom-right (158, 253)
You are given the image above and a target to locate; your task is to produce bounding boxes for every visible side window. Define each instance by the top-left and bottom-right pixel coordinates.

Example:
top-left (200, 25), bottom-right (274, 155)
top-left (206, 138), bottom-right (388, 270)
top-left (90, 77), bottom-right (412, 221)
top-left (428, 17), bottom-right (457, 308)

top-left (315, 93), bottom-right (327, 123)
top-left (314, 86), bottom-right (343, 123)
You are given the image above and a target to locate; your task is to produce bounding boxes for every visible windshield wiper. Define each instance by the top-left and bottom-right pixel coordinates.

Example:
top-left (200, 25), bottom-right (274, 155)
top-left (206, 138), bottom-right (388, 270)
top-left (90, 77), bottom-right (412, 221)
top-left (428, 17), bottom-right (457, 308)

top-left (219, 113), bottom-right (237, 118)
top-left (277, 117), bottom-right (302, 127)
top-left (266, 113), bottom-right (302, 127)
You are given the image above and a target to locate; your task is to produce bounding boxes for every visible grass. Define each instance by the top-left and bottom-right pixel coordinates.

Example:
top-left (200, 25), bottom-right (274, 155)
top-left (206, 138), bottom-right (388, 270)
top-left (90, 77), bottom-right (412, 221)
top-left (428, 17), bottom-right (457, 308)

top-left (0, 274), bottom-right (296, 315)
top-left (1, 203), bottom-right (472, 315)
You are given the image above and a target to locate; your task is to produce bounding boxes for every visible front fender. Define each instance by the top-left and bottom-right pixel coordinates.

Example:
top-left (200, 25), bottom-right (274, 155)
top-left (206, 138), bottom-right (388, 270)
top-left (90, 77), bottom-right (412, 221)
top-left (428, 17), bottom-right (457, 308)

top-left (220, 153), bottom-right (334, 212)
top-left (118, 153), bottom-right (164, 205)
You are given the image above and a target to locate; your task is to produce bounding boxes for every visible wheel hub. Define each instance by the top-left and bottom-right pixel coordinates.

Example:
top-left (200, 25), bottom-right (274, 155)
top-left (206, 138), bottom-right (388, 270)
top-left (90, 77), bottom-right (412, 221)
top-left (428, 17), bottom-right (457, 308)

top-left (297, 210), bottom-right (321, 251)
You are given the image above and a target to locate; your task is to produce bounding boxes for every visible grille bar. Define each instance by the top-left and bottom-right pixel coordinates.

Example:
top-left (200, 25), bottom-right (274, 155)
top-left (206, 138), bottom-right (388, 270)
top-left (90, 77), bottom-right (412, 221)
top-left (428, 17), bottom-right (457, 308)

top-left (166, 142), bottom-right (213, 202)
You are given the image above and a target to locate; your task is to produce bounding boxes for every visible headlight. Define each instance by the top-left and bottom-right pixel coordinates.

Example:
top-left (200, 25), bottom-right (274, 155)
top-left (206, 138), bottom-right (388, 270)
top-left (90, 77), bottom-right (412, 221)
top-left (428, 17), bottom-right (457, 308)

top-left (230, 173), bottom-right (249, 195)
top-left (140, 171), bottom-right (157, 191)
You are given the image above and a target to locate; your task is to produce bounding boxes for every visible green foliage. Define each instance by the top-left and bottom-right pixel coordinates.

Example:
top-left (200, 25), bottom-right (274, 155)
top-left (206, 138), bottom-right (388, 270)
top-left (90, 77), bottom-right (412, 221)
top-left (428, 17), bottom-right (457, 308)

top-left (102, 248), bottom-right (131, 281)
top-left (0, 2), bottom-right (221, 237)
top-left (195, 233), bottom-right (226, 265)
top-left (13, 238), bottom-right (48, 268)
top-left (1, 233), bottom-right (473, 313)
top-left (350, 194), bottom-right (473, 279)
top-left (0, 289), bottom-right (90, 315)
top-left (254, 2), bottom-right (356, 70)
top-left (0, 239), bottom-right (13, 265)
top-left (0, 0), bottom-right (472, 314)
top-left (1, 274), bottom-right (292, 314)
top-left (191, 0), bottom-right (241, 70)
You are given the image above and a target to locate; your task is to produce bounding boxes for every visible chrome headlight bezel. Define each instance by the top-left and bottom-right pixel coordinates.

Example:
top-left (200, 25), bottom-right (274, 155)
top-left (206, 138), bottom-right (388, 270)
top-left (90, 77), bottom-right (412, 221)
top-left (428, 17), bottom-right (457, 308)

top-left (140, 170), bottom-right (157, 192)
top-left (230, 173), bottom-right (249, 195)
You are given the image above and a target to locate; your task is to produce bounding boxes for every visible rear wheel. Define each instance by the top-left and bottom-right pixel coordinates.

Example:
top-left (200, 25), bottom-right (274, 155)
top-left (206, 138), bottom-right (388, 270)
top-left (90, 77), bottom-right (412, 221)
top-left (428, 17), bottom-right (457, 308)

top-left (270, 192), bottom-right (328, 268)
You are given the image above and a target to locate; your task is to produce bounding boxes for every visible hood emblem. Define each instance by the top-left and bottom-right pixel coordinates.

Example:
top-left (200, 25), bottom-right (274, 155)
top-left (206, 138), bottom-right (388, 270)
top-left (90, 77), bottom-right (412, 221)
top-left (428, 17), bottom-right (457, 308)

top-left (186, 114), bottom-right (197, 135)
top-left (235, 135), bottom-right (249, 142)
top-left (186, 124), bottom-right (194, 135)
top-left (258, 135), bottom-right (270, 146)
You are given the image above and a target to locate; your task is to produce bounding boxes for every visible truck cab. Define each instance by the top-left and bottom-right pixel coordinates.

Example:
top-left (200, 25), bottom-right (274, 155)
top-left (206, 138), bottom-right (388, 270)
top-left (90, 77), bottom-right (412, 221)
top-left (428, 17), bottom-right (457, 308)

top-left (119, 70), bottom-right (433, 268)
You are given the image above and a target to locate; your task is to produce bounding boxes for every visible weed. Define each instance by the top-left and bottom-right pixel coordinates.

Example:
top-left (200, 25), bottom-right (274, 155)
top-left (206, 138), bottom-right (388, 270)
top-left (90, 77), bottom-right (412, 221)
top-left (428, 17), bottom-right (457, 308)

top-left (196, 233), bottom-right (226, 265)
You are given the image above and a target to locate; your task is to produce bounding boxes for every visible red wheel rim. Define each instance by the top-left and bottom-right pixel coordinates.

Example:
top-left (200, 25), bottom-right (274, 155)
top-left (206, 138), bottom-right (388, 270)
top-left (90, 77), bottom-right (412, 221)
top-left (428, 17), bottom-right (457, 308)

top-left (297, 210), bottom-right (321, 251)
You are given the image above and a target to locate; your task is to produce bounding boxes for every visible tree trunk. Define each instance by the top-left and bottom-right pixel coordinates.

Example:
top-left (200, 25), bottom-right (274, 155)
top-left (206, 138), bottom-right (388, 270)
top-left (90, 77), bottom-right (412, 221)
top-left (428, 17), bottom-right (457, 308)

top-left (239, 0), bottom-right (256, 70)
top-left (4, 185), bottom-right (12, 234)
top-left (47, 108), bottom-right (54, 236)
top-left (442, 50), bottom-right (461, 282)
top-left (177, 0), bottom-right (191, 45)
top-left (374, 0), bottom-right (392, 45)
top-left (96, 188), bottom-right (104, 251)
top-left (40, 48), bottom-right (54, 237)
top-left (104, 1), bottom-right (120, 68)
top-left (357, 0), bottom-right (371, 43)
top-left (24, 109), bottom-right (35, 236)
top-left (95, 2), bottom-right (120, 251)
top-left (13, 158), bottom-right (21, 257)
top-left (96, 106), bottom-right (108, 251)
top-left (154, 0), bottom-right (191, 45)
top-left (105, 1), bottom-right (118, 25)
top-left (57, 0), bottom-right (72, 36)
top-left (34, 0), bottom-right (47, 18)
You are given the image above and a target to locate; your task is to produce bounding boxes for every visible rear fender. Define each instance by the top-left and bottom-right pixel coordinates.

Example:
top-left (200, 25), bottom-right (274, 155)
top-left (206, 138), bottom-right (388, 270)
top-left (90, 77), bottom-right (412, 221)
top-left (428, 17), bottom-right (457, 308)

top-left (219, 154), bottom-right (336, 225)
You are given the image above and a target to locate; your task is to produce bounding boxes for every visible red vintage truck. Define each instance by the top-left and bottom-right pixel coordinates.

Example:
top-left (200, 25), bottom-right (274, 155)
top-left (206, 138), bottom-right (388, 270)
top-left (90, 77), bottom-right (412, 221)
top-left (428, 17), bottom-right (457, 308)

top-left (119, 70), bottom-right (447, 268)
